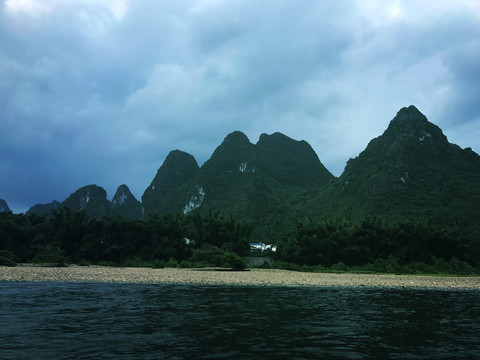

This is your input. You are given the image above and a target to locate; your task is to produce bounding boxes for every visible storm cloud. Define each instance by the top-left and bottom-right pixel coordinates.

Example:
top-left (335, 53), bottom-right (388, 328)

top-left (1, 0), bottom-right (479, 212)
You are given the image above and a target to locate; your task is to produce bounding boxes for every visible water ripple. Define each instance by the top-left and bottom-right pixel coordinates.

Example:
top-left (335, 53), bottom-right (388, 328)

top-left (1, 282), bottom-right (479, 359)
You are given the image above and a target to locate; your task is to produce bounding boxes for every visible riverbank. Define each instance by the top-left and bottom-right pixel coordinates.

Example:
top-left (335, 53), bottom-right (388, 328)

top-left (1, 265), bottom-right (480, 289)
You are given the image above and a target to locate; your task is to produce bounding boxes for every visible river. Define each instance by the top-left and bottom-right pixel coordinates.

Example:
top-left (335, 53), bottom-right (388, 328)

top-left (1, 282), bottom-right (479, 359)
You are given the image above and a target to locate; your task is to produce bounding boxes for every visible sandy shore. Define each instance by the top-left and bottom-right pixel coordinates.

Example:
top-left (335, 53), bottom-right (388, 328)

top-left (1, 265), bottom-right (479, 290)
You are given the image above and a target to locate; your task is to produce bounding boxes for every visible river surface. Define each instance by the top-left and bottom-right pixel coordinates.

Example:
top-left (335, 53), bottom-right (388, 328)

top-left (1, 282), bottom-right (479, 359)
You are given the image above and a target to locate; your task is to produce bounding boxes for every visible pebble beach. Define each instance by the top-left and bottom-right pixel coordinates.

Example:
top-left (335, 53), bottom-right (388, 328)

top-left (1, 265), bottom-right (479, 290)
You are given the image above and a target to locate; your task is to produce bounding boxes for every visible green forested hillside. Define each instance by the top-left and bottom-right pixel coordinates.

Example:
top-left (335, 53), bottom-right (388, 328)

top-left (308, 106), bottom-right (480, 235)
top-left (142, 150), bottom-right (200, 215)
top-left (142, 130), bottom-right (334, 239)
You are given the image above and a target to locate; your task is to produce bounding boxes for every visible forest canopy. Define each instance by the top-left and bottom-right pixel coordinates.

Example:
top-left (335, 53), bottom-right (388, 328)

top-left (0, 209), bottom-right (479, 275)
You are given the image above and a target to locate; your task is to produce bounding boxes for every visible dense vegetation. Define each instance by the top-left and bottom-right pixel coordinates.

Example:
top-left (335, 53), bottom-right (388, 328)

top-left (276, 216), bottom-right (480, 275)
top-left (1, 209), bottom-right (478, 275)
top-left (0, 209), bottom-right (251, 269)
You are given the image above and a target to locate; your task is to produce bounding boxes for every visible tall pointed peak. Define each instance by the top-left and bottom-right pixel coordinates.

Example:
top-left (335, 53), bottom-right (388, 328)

top-left (383, 105), bottom-right (447, 144)
top-left (115, 184), bottom-right (130, 193)
top-left (340, 105), bottom-right (453, 187)
top-left (145, 149), bottom-right (199, 191)
top-left (388, 105), bottom-right (429, 129)
top-left (396, 105), bottom-right (426, 119)
top-left (112, 184), bottom-right (134, 208)
top-left (142, 149), bottom-right (199, 214)
top-left (111, 184), bottom-right (142, 218)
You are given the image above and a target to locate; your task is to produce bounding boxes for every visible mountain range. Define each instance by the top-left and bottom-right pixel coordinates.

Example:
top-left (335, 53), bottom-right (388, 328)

top-left (22, 184), bottom-right (142, 219)
top-left (3, 105), bottom-right (479, 240)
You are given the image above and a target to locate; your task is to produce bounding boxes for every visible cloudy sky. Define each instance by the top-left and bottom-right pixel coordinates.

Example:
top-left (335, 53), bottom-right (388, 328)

top-left (1, 0), bottom-right (479, 213)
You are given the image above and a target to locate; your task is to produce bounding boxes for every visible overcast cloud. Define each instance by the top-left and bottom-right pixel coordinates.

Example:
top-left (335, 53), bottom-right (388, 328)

top-left (1, 0), bottom-right (479, 212)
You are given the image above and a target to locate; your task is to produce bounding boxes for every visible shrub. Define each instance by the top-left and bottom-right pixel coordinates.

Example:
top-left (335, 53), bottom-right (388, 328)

top-left (385, 255), bottom-right (401, 274)
top-left (164, 258), bottom-right (178, 268)
top-left (331, 261), bottom-right (347, 272)
top-left (0, 250), bottom-right (17, 262)
top-left (77, 259), bottom-right (92, 266)
top-left (220, 252), bottom-right (246, 270)
top-left (121, 257), bottom-right (151, 268)
top-left (179, 260), bottom-right (193, 268)
top-left (190, 247), bottom-right (225, 267)
top-left (432, 257), bottom-right (449, 274)
top-left (448, 257), bottom-right (474, 275)
top-left (152, 259), bottom-right (165, 269)
top-left (31, 244), bottom-right (66, 264)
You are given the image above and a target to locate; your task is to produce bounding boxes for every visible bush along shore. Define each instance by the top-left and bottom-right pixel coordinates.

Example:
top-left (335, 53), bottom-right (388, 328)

top-left (1, 209), bottom-right (479, 276)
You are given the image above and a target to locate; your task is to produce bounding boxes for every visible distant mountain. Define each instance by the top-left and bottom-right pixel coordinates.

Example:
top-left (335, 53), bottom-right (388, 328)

top-left (62, 184), bottom-right (111, 218)
top-left (0, 199), bottom-right (10, 213)
top-left (142, 150), bottom-right (200, 215)
top-left (110, 184), bottom-right (142, 218)
top-left (311, 105), bottom-right (480, 232)
top-left (142, 131), bottom-right (334, 238)
top-left (28, 184), bottom-right (143, 219)
top-left (26, 200), bottom-right (60, 217)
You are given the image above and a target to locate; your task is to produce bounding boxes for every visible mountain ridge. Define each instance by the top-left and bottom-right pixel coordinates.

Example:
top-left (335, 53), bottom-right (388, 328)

top-left (27, 184), bottom-right (143, 219)
top-left (139, 130), bottom-right (335, 237)
top-left (21, 105), bottom-right (480, 240)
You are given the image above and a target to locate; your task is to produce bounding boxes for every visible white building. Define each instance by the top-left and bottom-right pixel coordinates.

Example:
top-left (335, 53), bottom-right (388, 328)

top-left (249, 242), bottom-right (277, 252)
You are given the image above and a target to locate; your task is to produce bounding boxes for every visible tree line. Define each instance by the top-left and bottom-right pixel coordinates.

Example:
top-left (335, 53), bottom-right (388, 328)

top-left (275, 216), bottom-right (480, 274)
top-left (0, 209), bottom-right (252, 268)
top-left (0, 209), bottom-right (479, 274)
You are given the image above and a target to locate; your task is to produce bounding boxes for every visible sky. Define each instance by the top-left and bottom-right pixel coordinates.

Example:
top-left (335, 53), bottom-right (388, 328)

top-left (1, 0), bottom-right (479, 213)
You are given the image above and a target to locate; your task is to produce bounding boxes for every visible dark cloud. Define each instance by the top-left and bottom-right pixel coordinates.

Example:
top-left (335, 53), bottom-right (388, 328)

top-left (1, 0), bottom-right (479, 212)
top-left (443, 44), bottom-right (480, 121)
